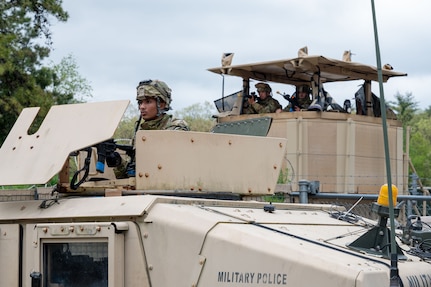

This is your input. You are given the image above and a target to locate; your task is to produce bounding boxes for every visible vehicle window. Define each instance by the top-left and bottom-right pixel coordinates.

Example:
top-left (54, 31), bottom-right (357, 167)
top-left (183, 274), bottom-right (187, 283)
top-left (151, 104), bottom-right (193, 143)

top-left (43, 242), bottom-right (108, 287)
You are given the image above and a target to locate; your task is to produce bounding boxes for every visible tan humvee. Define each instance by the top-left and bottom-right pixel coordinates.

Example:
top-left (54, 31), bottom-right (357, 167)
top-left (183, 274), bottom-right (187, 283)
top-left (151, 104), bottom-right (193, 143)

top-left (0, 49), bottom-right (430, 287)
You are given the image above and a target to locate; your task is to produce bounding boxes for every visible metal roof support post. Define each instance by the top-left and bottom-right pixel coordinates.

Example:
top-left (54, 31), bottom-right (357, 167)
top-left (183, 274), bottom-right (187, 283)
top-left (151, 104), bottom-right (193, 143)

top-left (221, 74), bottom-right (225, 111)
top-left (364, 80), bottom-right (373, 117)
top-left (240, 78), bottom-right (250, 114)
top-left (311, 73), bottom-right (320, 100)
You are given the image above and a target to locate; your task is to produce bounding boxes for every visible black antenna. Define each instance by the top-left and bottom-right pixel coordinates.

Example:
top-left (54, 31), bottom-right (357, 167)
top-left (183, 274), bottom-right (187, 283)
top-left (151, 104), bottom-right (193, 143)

top-left (370, 1), bottom-right (400, 286)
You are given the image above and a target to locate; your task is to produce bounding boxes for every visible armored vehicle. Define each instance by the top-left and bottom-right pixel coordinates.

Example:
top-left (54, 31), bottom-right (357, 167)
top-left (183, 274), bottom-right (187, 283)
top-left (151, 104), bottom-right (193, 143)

top-left (209, 47), bottom-right (407, 195)
top-left (1, 49), bottom-right (431, 287)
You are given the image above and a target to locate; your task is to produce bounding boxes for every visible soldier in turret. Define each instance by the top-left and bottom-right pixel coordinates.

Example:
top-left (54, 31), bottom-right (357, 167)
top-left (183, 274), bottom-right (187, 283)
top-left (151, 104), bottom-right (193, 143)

top-left (283, 84), bottom-right (312, 112)
top-left (116, 80), bottom-right (189, 178)
top-left (243, 82), bottom-right (282, 114)
top-left (136, 79), bottom-right (189, 130)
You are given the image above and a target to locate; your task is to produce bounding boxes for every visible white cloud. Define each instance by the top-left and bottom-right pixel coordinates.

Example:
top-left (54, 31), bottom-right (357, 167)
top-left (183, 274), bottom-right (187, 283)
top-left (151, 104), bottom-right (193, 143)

top-left (49, 0), bottom-right (431, 113)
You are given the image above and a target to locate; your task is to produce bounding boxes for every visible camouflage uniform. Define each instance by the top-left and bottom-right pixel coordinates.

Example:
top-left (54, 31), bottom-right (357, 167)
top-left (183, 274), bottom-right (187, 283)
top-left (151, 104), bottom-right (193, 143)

top-left (243, 82), bottom-right (282, 114)
top-left (244, 97), bottom-right (282, 114)
top-left (116, 80), bottom-right (189, 178)
top-left (136, 80), bottom-right (189, 131)
top-left (140, 114), bottom-right (189, 131)
top-left (283, 85), bottom-right (312, 112)
top-left (283, 96), bottom-right (312, 112)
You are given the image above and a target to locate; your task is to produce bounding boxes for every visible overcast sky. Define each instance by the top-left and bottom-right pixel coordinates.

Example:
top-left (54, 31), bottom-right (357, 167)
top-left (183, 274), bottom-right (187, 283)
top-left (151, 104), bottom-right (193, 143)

top-left (48, 0), bottom-right (431, 114)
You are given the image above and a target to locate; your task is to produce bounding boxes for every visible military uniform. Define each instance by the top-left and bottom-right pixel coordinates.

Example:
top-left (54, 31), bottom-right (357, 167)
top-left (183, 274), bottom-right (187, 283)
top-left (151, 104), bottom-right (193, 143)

top-left (140, 114), bottom-right (189, 131)
top-left (116, 80), bottom-right (189, 178)
top-left (283, 96), bottom-right (312, 112)
top-left (283, 85), bottom-right (312, 112)
top-left (243, 82), bottom-right (282, 114)
top-left (243, 96), bottom-right (282, 114)
top-left (136, 79), bottom-right (189, 131)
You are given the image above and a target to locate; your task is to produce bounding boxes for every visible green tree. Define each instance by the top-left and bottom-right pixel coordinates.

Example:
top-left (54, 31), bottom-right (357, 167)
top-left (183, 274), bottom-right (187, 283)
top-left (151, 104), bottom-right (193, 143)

top-left (386, 93), bottom-right (431, 185)
top-left (388, 92), bottom-right (418, 155)
top-left (49, 54), bottom-right (93, 104)
top-left (0, 0), bottom-right (68, 143)
top-left (409, 112), bottom-right (431, 186)
top-left (114, 104), bottom-right (140, 141)
top-left (175, 101), bottom-right (217, 132)
top-left (389, 92), bottom-right (418, 127)
top-left (424, 105), bottom-right (431, 117)
top-left (113, 101), bottom-right (217, 139)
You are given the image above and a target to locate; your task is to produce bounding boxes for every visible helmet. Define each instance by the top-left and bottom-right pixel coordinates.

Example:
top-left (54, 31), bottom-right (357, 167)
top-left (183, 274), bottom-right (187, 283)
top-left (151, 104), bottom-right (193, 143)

top-left (255, 82), bottom-right (272, 93)
top-left (297, 85), bottom-right (311, 94)
top-left (136, 79), bottom-right (172, 110)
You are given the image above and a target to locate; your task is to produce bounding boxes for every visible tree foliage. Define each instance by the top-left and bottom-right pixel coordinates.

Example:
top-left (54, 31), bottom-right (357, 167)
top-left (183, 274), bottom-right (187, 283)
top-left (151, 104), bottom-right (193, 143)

top-left (408, 113), bottom-right (431, 186)
top-left (114, 103), bottom-right (140, 140)
top-left (389, 92), bottom-right (418, 127)
top-left (114, 101), bottom-right (217, 140)
top-left (389, 92), bottom-right (431, 186)
top-left (174, 101), bottom-right (217, 132)
top-left (0, 0), bottom-right (69, 143)
top-left (49, 54), bottom-right (93, 104)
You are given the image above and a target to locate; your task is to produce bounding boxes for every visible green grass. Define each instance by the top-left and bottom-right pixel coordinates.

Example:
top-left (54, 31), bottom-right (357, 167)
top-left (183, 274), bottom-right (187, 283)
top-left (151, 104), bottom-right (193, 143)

top-left (263, 193), bottom-right (286, 203)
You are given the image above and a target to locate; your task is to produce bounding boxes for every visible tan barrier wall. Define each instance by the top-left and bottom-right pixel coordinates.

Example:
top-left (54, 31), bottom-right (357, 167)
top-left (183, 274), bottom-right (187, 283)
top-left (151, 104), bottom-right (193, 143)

top-left (219, 112), bottom-right (404, 194)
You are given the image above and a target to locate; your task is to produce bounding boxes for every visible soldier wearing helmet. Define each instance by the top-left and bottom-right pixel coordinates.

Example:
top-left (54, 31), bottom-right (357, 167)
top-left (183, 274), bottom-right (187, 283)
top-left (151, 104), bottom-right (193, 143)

top-left (283, 84), bottom-right (312, 112)
top-left (136, 80), bottom-right (189, 130)
top-left (116, 80), bottom-right (188, 178)
top-left (243, 82), bottom-right (282, 114)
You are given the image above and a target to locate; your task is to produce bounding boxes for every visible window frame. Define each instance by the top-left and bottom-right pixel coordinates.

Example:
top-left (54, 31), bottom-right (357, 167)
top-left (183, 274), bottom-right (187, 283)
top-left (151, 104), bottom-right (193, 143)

top-left (26, 222), bottom-right (125, 287)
